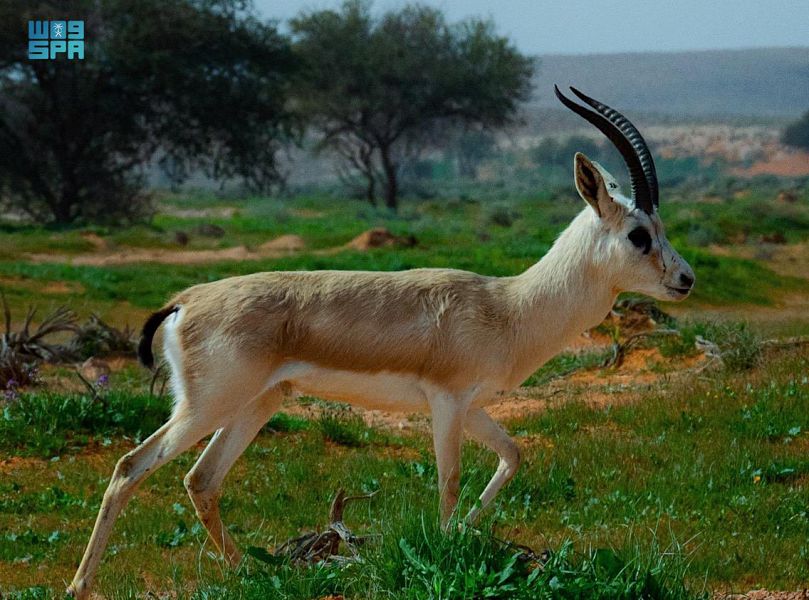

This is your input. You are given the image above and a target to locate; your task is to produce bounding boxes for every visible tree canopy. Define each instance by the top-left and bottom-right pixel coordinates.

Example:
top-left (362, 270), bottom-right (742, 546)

top-left (291, 0), bottom-right (534, 209)
top-left (0, 0), bottom-right (297, 224)
top-left (782, 110), bottom-right (809, 151)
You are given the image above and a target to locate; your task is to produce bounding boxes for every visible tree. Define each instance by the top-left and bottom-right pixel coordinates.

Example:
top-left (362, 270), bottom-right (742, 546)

top-left (0, 0), bottom-right (297, 224)
top-left (290, 0), bottom-right (534, 210)
top-left (531, 135), bottom-right (601, 168)
top-left (782, 110), bottom-right (809, 151)
top-left (453, 128), bottom-right (496, 179)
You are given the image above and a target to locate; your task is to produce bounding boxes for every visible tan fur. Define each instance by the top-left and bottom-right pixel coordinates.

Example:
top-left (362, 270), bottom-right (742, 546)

top-left (171, 269), bottom-right (519, 394)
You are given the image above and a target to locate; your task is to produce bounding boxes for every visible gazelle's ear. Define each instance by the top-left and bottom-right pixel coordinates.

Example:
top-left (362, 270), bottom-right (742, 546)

top-left (574, 153), bottom-right (622, 221)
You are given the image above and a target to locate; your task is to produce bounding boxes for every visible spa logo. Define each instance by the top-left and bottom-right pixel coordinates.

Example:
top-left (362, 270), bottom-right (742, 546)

top-left (28, 20), bottom-right (85, 60)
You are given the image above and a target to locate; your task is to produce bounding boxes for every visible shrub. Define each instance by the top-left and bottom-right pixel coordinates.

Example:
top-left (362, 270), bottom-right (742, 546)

top-left (485, 203), bottom-right (520, 228)
top-left (693, 321), bottom-right (762, 372)
top-left (264, 412), bottom-right (310, 433)
top-left (0, 390), bottom-right (170, 456)
top-left (68, 314), bottom-right (136, 359)
top-left (317, 406), bottom-right (373, 447)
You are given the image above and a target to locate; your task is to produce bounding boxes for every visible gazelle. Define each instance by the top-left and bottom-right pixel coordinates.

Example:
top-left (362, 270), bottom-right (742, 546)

top-left (68, 86), bottom-right (694, 598)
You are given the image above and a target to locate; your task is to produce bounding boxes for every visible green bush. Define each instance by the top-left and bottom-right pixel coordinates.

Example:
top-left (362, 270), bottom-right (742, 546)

top-left (0, 391), bottom-right (170, 456)
top-left (317, 406), bottom-right (373, 447)
top-left (220, 515), bottom-right (704, 600)
top-left (693, 321), bottom-right (762, 372)
top-left (264, 412), bottom-right (310, 433)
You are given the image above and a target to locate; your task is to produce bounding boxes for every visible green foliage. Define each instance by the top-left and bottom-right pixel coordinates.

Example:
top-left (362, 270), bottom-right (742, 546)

top-left (2, 352), bottom-right (809, 593)
top-left (657, 326), bottom-right (700, 358)
top-left (485, 203), bottom-right (520, 228)
top-left (376, 522), bottom-right (700, 600)
top-left (523, 348), bottom-right (613, 387)
top-left (664, 195), bottom-right (809, 247)
top-left (291, 0), bottom-right (534, 208)
top-left (1, 194), bottom-right (800, 318)
top-left (317, 405), bottom-right (374, 447)
top-left (782, 109), bottom-right (809, 150)
top-left (657, 319), bottom-right (762, 370)
top-left (734, 378), bottom-right (807, 442)
top-left (0, 0), bottom-right (296, 224)
top-left (264, 412), bottom-right (311, 434)
top-left (679, 248), bottom-right (805, 306)
top-left (0, 528), bottom-right (67, 563)
top-left (695, 321), bottom-right (762, 371)
top-left (198, 518), bottom-right (702, 599)
top-left (531, 135), bottom-right (602, 169)
top-left (0, 390), bottom-right (170, 456)
top-left (452, 129), bottom-right (497, 178)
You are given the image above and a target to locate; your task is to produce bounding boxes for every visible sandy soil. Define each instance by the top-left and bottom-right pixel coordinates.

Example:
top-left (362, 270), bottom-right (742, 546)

top-left (732, 149), bottom-right (809, 177)
top-left (27, 242), bottom-right (300, 266)
top-left (24, 228), bottom-right (416, 266)
top-left (717, 591), bottom-right (809, 600)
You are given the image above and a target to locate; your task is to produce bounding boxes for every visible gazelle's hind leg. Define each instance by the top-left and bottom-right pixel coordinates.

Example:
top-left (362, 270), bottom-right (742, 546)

top-left (463, 407), bottom-right (521, 523)
top-left (184, 387), bottom-right (283, 565)
top-left (429, 393), bottom-right (465, 526)
top-left (67, 409), bottom-right (221, 599)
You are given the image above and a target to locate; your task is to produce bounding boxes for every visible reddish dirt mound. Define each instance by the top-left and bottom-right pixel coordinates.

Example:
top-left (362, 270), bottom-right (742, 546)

top-left (259, 234), bottom-right (306, 252)
top-left (54, 245), bottom-right (256, 266)
top-left (80, 231), bottom-right (108, 250)
top-left (734, 149), bottom-right (809, 177)
top-left (346, 228), bottom-right (417, 251)
top-left (26, 234), bottom-right (308, 266)
top-left (41, 280), bottom-right (84, 294)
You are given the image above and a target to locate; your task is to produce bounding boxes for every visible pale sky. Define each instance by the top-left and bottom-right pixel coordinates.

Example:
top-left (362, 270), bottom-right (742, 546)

top-left (255, 0), bottom-right (809, 55)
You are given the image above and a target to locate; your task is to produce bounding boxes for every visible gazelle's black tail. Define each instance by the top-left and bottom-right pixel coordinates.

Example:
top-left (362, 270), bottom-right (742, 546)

top-left (137, 305), bottom-right (179, 369)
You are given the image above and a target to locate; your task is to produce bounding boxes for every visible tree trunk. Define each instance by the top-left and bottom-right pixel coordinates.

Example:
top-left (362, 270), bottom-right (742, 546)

top-left (53, 192), bottom-right (76, 225)
top-left (379, 144), bottom-right (398, 211)
top-left (359, 149), bottom-right (376, 205)
top-left (365, 173), bottom-right (376, 205)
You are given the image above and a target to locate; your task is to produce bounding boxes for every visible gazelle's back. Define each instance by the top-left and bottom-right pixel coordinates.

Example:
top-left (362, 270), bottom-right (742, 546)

top-left (169, 269), bottom-right (517, 388)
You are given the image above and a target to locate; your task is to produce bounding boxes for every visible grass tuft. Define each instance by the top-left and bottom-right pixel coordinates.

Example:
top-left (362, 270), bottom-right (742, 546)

top-left (0, 390), bottom-right (170, 456)
top-left (317, 404), bottom-right (374, 447)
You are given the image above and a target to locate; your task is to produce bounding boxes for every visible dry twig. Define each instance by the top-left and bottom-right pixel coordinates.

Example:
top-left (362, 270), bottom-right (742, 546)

top-left (271, 488), bottom-right (378, 564)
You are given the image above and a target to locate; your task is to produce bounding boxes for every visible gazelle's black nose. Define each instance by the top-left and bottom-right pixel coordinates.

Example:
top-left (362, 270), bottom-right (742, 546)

top-left (679, 273), bottom-right (694, 288)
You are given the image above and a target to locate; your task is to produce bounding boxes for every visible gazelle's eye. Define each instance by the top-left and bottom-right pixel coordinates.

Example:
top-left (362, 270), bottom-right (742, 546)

top-left (628, 226), bottom-right (652, 254)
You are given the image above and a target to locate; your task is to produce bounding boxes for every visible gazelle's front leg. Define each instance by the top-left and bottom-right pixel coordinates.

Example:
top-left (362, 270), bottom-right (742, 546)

top-left (429, 394), bottom-right (465, 526)
top-left (464, 407), bottom-right (521, 523)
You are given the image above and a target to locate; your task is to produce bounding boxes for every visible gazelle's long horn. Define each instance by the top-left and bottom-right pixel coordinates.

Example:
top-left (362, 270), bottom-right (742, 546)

top-left (554, 85), bottom-right (658, 214)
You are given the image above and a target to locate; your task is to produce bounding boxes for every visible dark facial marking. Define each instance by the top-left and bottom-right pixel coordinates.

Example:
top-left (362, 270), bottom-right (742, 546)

top-left (628, 226), bottom-right (652, 254)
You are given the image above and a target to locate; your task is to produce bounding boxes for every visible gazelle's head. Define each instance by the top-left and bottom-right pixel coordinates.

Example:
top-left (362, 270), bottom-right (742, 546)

top-left (556, 86), bottom-right (695, 302)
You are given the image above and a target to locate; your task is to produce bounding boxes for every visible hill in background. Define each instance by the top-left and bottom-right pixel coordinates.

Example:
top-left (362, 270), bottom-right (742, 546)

top-left (530, 47), bottom-right (809, 125)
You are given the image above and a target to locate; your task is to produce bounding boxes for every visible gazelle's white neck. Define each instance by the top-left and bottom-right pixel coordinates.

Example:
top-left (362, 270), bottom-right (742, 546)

top-left (506, 209), bottom-right (618, 383)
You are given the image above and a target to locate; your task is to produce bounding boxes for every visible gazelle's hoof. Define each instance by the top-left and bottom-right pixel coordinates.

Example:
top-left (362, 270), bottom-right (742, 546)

top-left (66, 581), bottom-right (87, 599)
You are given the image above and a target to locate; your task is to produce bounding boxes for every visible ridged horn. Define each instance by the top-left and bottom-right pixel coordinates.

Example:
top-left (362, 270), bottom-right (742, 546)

top-left (554, 85), bottom-right (658, 214)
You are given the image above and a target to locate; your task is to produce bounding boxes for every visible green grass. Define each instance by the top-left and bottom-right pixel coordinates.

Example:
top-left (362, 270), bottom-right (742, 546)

top-left (1, 188), bottom-right (808, 596)
top-left (522, 348), bottom-right (613, 386)
top-left (1, 349), bottom-right (807, 595)
top-left (196, 519), bottom-right (703, 600)
top-left (2, 191), bottom-right (807, 322)
top-left (0, 390), bottom-right (170, 456)
top-left (664, 193), bottom-right (809, 246)
top-left (317, 405), bottom-right (376, 448)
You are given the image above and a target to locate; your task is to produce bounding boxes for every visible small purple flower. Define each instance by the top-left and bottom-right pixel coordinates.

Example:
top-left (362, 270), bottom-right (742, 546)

top-left (96, 374), bottom-right (109, 388)
top-left (3, 379), bottom-right (19, 401)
